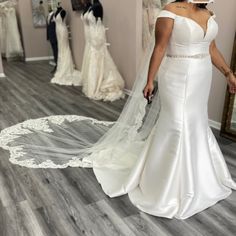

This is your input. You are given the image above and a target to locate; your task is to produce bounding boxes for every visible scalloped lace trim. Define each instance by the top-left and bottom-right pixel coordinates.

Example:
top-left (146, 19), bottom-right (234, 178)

top-left (0, 115), bottom-right (115, 169)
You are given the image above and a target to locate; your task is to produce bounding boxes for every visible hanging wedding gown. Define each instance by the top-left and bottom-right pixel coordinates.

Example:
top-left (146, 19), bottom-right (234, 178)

top-left (142, 0), bottom-right (162, 50)
top-left (81, 10), bottom-right (125, 102)
top-left (0, 1), bottom-right (23, 59)
top-left (51, 10), bottom-right (82, 86)
top-left (0, 9), bottom-right (236, 220)
top-left (0, 7), bottom-right (7, 54)
top-left (142, 0), bottom-right (152, 50)
top-left (149, 0), bottom-right (162, 33)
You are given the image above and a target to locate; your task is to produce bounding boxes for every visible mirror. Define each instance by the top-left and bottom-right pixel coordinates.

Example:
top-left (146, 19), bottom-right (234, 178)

top-left (220, 32), bottom-right (236, 141)
top-left (31, 0), bottom-right (59, 28)
top-left (0, 0), bottom-right (24, 60)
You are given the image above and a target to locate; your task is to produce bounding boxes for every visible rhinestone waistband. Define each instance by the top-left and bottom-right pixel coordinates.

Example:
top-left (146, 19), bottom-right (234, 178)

top-left (166, 53), bottom-right (210, 59)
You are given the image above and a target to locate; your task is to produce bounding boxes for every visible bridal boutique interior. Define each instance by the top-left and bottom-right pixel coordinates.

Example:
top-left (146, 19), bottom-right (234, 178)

top-left (0, 0), bottom-right (236, 235)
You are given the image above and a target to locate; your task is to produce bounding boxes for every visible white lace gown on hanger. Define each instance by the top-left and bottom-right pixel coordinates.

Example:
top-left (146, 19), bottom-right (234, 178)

top-left (0, 10), bottom-right (235, 220)
top-left (0, 4), bottom-right (23, 59)
top-left (5, 6), bottom-right (23, 59)
top-left (0, 8), bottom-right (6, 54)
top-left (149, 0), bottom-right (162, 33)
top-left (80, 12), bottom-right (91, 87)
top-left (51, 11), bottom-right (82, 86)
top-left (142, 0), bottom-right (162, 50)
top-left (81, 11), bottom-right (125, 102)
top-left (142, 0), bottom-right (152, 50)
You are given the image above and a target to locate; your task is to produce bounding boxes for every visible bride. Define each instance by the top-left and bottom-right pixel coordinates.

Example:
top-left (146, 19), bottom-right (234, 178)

top-left (0, 0), bottom-right (236, 219)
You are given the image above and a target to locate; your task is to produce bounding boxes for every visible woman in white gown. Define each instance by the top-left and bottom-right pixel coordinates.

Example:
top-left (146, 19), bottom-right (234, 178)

top-left (81, 10), bottom-right (125, 102)
top-left (51, 8), bottom-right (82, 86)
top-left (0, 0), bottom-right (236, 220)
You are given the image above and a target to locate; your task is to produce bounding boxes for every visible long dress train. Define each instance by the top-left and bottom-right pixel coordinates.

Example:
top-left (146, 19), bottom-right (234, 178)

top-left (0, 9), bottom-right (235, 220)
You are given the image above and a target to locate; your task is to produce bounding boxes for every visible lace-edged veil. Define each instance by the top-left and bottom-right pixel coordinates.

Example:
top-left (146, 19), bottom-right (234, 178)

top-left (0, 33), bottom-right (162, 169)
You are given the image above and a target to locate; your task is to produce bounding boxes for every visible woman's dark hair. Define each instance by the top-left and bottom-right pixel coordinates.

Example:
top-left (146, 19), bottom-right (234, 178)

top-left (174, 0), bottom-right (207, 9)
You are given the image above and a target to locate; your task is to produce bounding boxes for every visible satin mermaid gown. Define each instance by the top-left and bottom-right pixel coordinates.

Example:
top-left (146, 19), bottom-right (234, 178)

top-left (92, 10), bottom-right (236, 219)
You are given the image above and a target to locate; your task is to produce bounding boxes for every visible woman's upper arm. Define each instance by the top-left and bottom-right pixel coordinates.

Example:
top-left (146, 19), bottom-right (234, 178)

top-left (154, 3), bottom-right (176, 49)
top-left (210, 40), bottom-right (217, 53)
top-left (154, 17), bottom-right (174, 50)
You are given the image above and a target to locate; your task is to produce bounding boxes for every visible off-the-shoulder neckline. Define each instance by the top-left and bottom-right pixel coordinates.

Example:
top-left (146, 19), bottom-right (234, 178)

top-left (160, 9), bottom-right (216, 39)
top-left (161, 9), bottom-right (216, 18)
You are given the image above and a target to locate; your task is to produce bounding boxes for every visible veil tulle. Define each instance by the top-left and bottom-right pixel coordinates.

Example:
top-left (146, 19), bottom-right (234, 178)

top-left (0, 33), bottom-right (162, 169)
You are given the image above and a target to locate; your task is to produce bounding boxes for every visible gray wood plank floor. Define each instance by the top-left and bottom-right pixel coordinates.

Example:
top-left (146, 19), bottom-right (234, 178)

top-left (0, 60), bottom-right (235, 236)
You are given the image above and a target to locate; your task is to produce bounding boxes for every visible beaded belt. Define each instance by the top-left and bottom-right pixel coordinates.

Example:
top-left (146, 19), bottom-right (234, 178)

top-left (166, 53), bottom-right (210, 59)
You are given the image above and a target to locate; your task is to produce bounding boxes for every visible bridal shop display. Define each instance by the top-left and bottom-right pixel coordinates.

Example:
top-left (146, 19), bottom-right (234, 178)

top-left (0, 0), bottom-right (24, 59)
top-left (50, 0), bottom-right (125, 102)
top-left (80, 1), bottom-right (125, 101)
top-left (50, 5), bottom-right (82, 86)
top-left (1, 0), bottom-right (236, 220)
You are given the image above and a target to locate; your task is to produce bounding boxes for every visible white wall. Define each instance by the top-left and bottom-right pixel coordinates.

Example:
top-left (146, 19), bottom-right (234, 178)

top-left (17, 0), bottom-right (51, 59)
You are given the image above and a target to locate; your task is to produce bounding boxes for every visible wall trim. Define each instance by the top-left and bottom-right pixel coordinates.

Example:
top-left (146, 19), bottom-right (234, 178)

top-left (25, 56), bottom-right (54, 62)
top-left (124, 88), bottom-right (132, 96)
top-left (208, 119), bottom-right (221, 130)
top-left (124, 89), bottom-right (221, 130)
top-left (0, 73), bottom-right (6, 78)
top-left (49, 61), bottom-right (56, 66)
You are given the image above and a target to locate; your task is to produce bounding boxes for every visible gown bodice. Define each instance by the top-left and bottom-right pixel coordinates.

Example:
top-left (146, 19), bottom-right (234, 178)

top-left (82, 10), bottom-right (106, 48)
top-left (157, 10), bottom-right (219, 55)
top-left (54, 10), bottom-right (66, 25)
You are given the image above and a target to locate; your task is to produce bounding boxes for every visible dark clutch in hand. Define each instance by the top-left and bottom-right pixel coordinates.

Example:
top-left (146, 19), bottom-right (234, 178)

top-left (147, 84), bottom-right (158, 104)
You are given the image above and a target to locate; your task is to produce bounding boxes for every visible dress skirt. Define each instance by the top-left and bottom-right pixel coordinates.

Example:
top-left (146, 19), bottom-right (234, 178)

top-left (93, 55), bottom-right (236, 219)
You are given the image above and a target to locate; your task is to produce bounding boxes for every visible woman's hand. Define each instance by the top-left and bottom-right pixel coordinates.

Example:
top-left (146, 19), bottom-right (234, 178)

top-left (143, 82), bottom-right (154, 99)
top-left (226, 73), bottom-right (236, 94)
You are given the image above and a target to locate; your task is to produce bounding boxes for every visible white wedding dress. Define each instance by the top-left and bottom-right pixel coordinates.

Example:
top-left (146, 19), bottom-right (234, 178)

top-left (142, 0), bottom-right (167, 50)
top-left (51, 10), bottom-right (82, 86)
top-left (80, 10), bottom-right (125, 102)
top-left (0, 9), bottom-right (235, 220)
top-left (0, 2), bottom-right (23, 59)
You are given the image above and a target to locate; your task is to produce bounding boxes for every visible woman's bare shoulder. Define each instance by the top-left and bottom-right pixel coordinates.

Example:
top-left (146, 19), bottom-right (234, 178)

top-left (199, 8), bottom-right (215, 18)
top-left (207, 9), bottom-right (215, 16)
